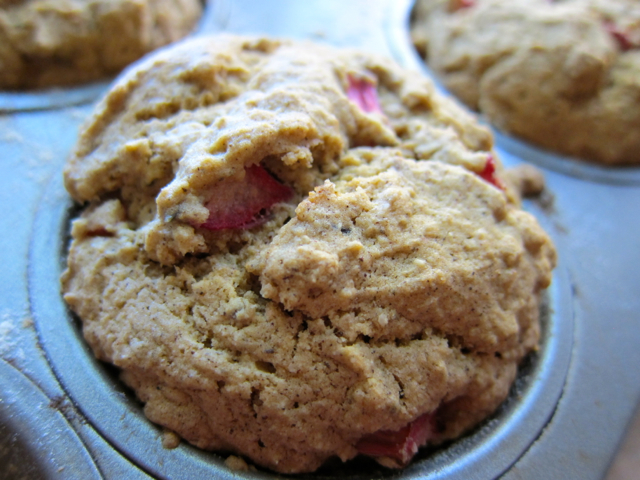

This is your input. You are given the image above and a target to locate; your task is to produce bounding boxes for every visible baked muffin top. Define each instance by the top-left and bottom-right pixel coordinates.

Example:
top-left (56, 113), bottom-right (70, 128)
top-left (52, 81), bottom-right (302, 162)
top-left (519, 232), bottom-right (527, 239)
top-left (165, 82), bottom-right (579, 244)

top-left (62, 35), bottom-right (556, 473)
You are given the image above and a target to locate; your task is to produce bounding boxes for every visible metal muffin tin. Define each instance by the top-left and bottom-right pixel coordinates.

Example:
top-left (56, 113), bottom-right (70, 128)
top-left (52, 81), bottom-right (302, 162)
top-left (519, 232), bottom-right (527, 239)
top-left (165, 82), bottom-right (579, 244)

top-left (1, 0), bottom-right (639, 478)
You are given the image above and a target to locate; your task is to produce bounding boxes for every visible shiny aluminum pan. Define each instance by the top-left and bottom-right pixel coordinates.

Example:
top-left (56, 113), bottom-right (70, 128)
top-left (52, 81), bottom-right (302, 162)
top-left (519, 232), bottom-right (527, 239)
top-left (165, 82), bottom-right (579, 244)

top-left (0, 358), bottom-right (102, 479)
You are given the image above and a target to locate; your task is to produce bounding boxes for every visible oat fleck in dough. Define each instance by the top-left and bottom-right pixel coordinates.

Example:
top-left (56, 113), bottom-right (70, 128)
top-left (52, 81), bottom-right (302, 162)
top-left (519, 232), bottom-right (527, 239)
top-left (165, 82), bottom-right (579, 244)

top-left (412, 0), bottom-right (640, 165)
top-left (0, 0), bottom-right (202, 89)
top-left (61, 35), bottom-right (557, 473)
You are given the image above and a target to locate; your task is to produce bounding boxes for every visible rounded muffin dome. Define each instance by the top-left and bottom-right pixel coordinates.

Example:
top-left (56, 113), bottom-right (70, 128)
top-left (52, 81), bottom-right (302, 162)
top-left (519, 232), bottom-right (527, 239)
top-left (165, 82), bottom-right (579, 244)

top-left (61, 34), bottom-right (556, 473)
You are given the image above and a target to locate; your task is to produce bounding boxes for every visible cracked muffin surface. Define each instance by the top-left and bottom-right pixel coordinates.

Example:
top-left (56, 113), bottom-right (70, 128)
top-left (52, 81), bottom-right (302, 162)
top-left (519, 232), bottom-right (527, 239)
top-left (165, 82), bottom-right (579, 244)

top-left (61, 34), bottom-right (556, 473)
top-left (411, 0), bottom-right (640, 165)
top-left (0, 0), bottom-right (202, 89)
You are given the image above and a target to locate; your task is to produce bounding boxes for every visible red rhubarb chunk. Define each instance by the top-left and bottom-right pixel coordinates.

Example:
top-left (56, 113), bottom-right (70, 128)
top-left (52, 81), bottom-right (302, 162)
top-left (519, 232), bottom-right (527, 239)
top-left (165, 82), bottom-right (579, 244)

top-left (200, 164), bottom-right (293, 230)
top-left (604, 21), bottom-right (635, 51)
top-left (449, 0), bottom-right (475, 11)
top-left (356, 412), bottom-right (437, 466)
top-left (478, 155), bottom-right (505, 190)
top-left (347, 74), bottom-right (383, 115)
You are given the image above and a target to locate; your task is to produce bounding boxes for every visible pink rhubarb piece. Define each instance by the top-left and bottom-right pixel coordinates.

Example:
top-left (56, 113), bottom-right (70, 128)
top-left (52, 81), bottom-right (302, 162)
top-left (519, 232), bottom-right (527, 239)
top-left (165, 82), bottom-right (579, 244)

top-left (200, 164), bottom-right (293, 230)
top-left (450, 0), bottom-right (475, 11)
top-left (356, 412), bottom-right (437, 466)
top-left (478, 155), bottom-right (505, 190)
top-left (604, 21), bottom-right (635, 51)
top-left (347, 74), bottom-right (384, 115)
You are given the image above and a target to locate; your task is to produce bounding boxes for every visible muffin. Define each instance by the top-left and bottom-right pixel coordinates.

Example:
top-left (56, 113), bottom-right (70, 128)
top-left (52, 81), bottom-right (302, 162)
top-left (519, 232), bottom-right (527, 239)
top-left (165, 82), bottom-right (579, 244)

top-left (412, 0), bottom-right (640, 165)
top-left (0, 0), bottom-right (203, 89)
top-left (61, 34), bottom-right (557, 473)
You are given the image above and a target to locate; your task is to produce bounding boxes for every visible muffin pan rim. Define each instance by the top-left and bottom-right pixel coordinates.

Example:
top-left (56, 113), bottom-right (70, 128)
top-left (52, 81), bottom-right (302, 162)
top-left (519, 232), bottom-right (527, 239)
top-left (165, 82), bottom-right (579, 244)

top-left (0, 357), bottom-right (103, 480)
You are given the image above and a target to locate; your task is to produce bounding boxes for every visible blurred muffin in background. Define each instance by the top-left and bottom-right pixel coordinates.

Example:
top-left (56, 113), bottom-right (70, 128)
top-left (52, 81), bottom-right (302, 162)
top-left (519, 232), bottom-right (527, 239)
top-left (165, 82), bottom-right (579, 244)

top-left (0, 0), bottom-right (203, 90)
top-left (412, 0), bottom-right (640, 165)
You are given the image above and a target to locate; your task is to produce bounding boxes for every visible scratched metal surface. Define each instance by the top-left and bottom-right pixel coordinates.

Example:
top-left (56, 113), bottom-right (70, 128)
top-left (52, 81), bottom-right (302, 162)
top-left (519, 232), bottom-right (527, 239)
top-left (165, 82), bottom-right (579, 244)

top-left (0, 0), bottom-right (639, 479)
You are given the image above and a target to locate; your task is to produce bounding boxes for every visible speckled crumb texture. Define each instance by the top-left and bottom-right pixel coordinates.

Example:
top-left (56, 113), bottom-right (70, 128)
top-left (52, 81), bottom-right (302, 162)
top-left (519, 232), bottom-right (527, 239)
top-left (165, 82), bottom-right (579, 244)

top-left (61, 34), bottom-right (557, 473)
top-left (0, 0), bottom-right (202, 89)
top-left (411, 0), bottom-right (640, 165)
